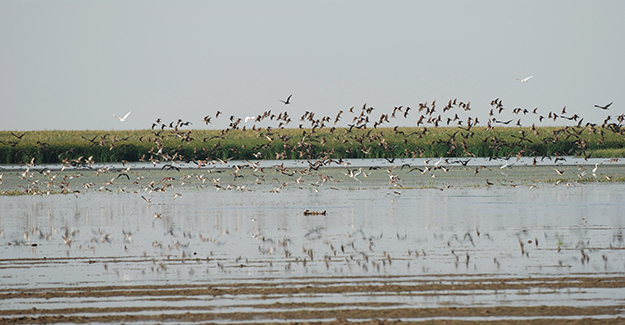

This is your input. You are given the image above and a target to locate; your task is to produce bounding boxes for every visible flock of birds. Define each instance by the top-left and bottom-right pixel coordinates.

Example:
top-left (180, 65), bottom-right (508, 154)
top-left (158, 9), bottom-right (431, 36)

top-left (2, 86), bottom-right (622, 278)
top-left (103, 90), bottom-right (623, 166)
top-left (2, 80), bottom-right (623, 196)
top-left (1, 83), bottom-right (622, 200)
top-left (1, 88), bottom-right (622, 203)
top-left (4, 80), bottom-right (620, 167)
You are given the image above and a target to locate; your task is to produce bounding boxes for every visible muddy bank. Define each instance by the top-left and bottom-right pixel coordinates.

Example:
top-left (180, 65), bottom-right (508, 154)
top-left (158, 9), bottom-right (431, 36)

top-left (2, 307), bottom-right (623, 324)
top-left (1, 275), bottom-right (623, 324)
top-left (1, 275), bottom-right (624, 300)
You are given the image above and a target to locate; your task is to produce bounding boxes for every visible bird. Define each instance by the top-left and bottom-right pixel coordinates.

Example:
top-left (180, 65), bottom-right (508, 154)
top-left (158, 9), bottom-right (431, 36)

top-left (553, 167), bottom-right (569, 176)
top-left (278, 94), bottom-right (292, 105)
top-left (245, 116), bottom-right (256, 123)
top-left (343, 168), bottom-right (362, 181)
top-left (113, 111), bottom-right (131, 122)
top-left (11, 132), bottom-right (27, 139)
top-left (516, 75), bottom-right (533, 82)
top-left (594, 102), bottom-right (613, 110)
top-left (592, 163), bottom-right (600, 174)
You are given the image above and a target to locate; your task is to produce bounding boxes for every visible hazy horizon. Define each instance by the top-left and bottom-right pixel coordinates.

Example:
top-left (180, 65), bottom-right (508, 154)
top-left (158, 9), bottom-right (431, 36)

top-left (1, 1), bottom-right (623, 131)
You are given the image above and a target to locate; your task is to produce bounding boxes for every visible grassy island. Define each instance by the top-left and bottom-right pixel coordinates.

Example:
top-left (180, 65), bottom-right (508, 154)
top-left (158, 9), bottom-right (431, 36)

top-left (1, 124), bottom-right (624, 165)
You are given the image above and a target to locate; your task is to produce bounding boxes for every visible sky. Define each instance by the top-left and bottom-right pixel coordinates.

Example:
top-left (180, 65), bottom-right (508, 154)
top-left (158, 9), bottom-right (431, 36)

top-left (1, 0), bottom-right (623, 131)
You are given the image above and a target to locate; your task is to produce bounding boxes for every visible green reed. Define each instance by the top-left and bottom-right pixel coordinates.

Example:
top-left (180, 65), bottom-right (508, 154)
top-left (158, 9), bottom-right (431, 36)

top-left (1, 125), bottom-right (624, 164)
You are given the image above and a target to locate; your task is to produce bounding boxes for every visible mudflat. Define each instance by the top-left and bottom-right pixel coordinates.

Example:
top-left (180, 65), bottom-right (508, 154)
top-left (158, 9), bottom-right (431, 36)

top-left (1, 275), bottom-right (624, 324)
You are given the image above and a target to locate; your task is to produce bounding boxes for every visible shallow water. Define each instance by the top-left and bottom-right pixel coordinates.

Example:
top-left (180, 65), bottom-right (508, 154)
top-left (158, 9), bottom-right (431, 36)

top-left (1, 158), bottom-right (625, 323)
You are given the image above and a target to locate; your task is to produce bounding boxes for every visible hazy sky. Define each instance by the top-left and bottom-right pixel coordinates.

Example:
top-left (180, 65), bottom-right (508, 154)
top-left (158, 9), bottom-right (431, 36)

top-left (1, 1), bottom-right (623, 131)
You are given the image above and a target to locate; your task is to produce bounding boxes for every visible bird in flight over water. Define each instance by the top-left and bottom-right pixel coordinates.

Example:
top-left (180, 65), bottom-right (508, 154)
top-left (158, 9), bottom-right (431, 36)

top-left (516, 75), bottom-right (533, 82)
top-left (278, 94), bottom-right (292, 105)
top-left (113, 111), bottom-right (131, 122)
top-left (594, 102), bottom-right (613, 110)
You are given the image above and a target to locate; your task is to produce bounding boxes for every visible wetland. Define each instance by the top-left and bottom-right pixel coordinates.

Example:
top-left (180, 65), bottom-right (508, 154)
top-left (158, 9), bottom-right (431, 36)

top-left (1, 157), bottom-right (625, 324)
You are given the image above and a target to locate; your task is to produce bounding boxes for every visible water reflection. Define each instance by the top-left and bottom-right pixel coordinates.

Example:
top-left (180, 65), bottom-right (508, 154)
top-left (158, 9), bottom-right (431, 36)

top-left (1, 178), bottom-right (625, 287)
top-left (1, 162), bottom-right (625, 322)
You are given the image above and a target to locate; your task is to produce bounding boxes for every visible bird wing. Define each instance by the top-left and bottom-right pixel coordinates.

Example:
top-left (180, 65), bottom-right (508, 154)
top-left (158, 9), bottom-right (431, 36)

top-left (524, 75), bottom-right (533, 81)
top-left (279, 94), bottom-right (292, 104)
top-left (123, 111), bottom-right (131, 120)
top-left (113, 114), bottom-right (122, 120)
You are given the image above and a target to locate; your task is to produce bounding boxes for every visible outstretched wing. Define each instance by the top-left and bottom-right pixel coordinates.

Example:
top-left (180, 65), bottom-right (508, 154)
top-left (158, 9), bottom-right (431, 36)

top-left (279, 94), bottom-right (292, 104)
top-left (516, 75), bottom-right (533, 82)
top-left (122, 111), bottom-right (131, 120)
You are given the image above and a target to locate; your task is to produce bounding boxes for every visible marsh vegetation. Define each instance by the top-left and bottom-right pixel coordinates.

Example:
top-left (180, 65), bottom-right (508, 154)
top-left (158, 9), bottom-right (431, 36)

top-left (1, 124), bottom-right (624, 166)
top-left (3, 98), bottom-right (625, 165)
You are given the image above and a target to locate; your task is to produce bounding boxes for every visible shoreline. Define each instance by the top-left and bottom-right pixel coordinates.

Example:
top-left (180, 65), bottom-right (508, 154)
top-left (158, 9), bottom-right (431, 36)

top-left (1, 275), bottom-right (623, 324)
top-left (0, 156), bottom-right (623, 172)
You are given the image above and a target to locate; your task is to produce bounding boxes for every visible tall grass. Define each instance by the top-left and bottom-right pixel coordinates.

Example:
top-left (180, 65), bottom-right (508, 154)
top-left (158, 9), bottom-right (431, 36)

top-left (1, 125), bottom-right (624, 164)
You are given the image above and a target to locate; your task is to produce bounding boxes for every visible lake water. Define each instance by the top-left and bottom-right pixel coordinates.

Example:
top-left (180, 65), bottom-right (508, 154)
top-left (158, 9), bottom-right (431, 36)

top-left (1, 158), bottom-right (624, 323)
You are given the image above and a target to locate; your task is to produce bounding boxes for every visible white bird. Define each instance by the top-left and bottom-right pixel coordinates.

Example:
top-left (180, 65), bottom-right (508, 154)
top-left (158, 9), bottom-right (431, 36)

top-left (500, 161), bottom-right (513, 169)
top-left (516, 75), bottom-right (533, 82)
top-left (113, 111), bottom-right (131, 122)
top-left (592, 162), bottom-right (600, 174)
top-left (344, 168), bottom-right (362, 182)
top-left (244, 116), bottom-right (256, 123)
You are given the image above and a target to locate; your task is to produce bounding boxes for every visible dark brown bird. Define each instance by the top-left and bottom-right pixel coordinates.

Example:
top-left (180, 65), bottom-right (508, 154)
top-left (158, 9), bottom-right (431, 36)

top-left (595, 102), bottom-right (613, 110)
top-left (11, 132), bottom-right (27, 139)
top-left (279, 94), bottom-right (292, 105)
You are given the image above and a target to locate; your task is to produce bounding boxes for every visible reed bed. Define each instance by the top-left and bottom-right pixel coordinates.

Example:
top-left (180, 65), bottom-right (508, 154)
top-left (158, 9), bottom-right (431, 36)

top-left (1, 125), bottom-right (624, 164)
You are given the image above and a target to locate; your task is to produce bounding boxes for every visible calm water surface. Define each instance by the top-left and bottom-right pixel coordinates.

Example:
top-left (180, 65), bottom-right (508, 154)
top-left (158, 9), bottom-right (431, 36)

top-left (1, 158), bottom-right (624, 322)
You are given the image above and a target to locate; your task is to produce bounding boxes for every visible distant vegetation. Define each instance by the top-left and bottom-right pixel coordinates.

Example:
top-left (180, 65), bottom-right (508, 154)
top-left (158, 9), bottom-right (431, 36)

top-left (2, 99), bottom-right (624, 164)
top-left (1, 125), bottom-right (624, 165)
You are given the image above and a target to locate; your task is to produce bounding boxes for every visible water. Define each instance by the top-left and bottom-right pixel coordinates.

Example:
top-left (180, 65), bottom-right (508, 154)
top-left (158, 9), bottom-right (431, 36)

top-left (1, 158), bottom-right (624, 323)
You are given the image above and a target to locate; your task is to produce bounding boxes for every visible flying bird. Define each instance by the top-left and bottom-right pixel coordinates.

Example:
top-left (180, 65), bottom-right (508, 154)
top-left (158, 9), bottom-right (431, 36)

top-left (278, 94), bottom-right (292, 105)
top-left (594, 102), bottom-right (613, 110)
top-left (516, 75), bottom-right (533, 82)
top-left (113, 111), bottom-right (131, 122)
top-left (11, 132), bottom-right (27, 139)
